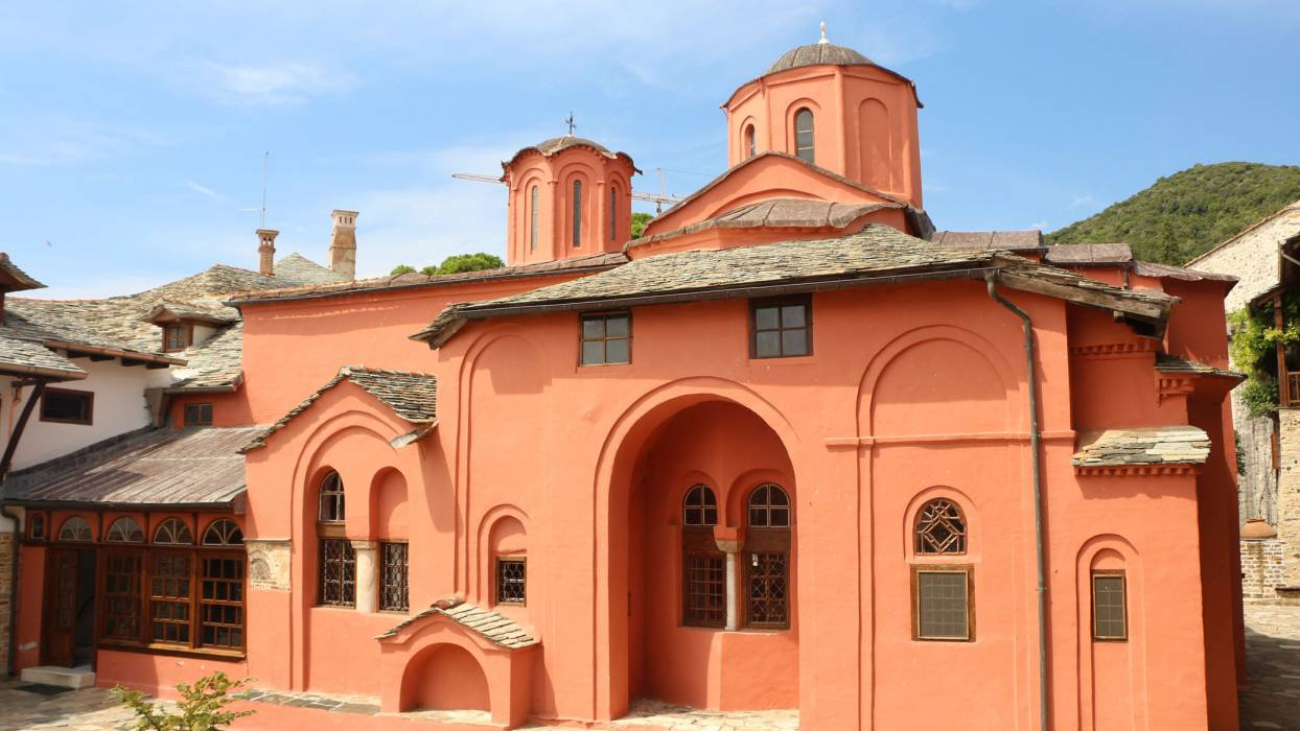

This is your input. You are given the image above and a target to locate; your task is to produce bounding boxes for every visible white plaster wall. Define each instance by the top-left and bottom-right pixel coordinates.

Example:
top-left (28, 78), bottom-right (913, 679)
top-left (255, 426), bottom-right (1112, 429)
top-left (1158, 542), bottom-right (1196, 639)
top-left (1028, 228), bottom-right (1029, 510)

top-left (1191, 202), bottom-right (1300, 313)
top-left (2, 360), bottom-right (174, 471)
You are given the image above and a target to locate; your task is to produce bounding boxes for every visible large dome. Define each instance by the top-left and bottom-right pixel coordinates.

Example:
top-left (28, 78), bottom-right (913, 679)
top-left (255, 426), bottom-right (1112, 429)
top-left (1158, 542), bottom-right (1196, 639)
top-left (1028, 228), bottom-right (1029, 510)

top-left (766, 42), bottom-right (874, 75)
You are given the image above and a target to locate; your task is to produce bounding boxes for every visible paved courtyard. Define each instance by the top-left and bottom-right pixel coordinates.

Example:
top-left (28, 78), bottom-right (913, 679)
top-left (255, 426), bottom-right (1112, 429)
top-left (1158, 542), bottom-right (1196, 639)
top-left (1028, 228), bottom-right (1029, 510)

top-left (1, 604), bottom-right (1296, 730)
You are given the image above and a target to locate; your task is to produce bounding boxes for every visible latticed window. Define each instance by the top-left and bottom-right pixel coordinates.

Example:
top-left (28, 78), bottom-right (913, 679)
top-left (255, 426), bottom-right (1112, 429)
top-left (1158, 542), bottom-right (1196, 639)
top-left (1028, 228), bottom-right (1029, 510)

top-left (682, 484), bottom-right (723, 627)
top-left (751, 297), bottom-right (811, 359)
top-left (106, 517), bottom-right (145, 544)
top-left (794, 108), bottom-right (815, 163)
top-left (496, 557), bottom-right (526, 605)
top-left (580, 312), bottom-right (631, 365)
top-left (915, 499), bottom-right (967, 555)
top-left (747, 552), bottom-right (788, 627)
top-left (57, 516), bottom-right (92, 542)
top-left (202, 519), bottom-right (243, 546)
top-left (150, 553), bottom-right (192, 645)
top-left (381, 542), bottom-right (410, 612)
top-left (153, 518), bottom-right (194, 545)
top-left (1092, 572), bottom-right (1127, 641)
top-left (103, 552), bottom-right (143, 641)
top-left (745, 484), bottom-right (792, 628)
top-left (200, 556), bottom-right (244, 649)
top-left (914, 567), bottom-right (973, 641)
top-left (163, 323), bottom-right (189, 352)
top-left (184, 402), bottom-right (214, 426)
top-left (319, 471), bottom-right (345, 523)
top-left (319, 538), bottom-right (356, 607)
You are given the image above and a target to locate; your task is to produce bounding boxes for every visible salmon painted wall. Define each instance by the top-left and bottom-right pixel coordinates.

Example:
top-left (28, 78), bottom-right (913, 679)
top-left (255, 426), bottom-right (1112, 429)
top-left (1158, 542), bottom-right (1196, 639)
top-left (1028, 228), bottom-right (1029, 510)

top-left (502, 148), bottom-right (634, 265)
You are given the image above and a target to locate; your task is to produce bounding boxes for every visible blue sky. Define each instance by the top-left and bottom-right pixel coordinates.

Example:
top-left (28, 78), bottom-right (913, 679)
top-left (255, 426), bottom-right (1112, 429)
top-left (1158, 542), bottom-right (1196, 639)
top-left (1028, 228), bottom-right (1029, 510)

top-left (3, 0), bottom-right (1298, 298)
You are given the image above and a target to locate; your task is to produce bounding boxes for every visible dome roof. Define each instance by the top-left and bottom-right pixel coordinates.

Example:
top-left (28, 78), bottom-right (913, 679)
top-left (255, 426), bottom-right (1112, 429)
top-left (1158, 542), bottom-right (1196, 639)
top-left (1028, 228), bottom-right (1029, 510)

top-left (766, 42), bottom-right (874, 75)
top-left (503, 134), bottom-right (637, 172)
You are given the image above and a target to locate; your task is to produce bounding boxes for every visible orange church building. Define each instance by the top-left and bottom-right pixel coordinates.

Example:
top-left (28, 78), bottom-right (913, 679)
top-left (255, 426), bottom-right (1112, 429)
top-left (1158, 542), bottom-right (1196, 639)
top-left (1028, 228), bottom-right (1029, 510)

top-left (3, 28), bottom-right (1246, 731)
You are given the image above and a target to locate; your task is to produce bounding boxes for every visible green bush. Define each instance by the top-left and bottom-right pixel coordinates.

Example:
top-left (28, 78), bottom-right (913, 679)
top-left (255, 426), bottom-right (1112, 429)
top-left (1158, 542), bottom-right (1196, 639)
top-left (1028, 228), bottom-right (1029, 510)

top-left (113, 672), bottom-right (254, 731)
top-left (390, 264), bottom-right (417, 276)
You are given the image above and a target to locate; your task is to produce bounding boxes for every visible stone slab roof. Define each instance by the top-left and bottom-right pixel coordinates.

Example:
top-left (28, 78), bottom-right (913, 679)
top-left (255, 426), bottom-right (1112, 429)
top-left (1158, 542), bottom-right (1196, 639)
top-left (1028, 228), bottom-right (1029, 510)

top-left (414, 224), bottom-right (1177, 346)
top-left (242, 366), bottom-right (437, 452)
top-left (0, 330), bottom-right (86, 379)
top-left (0, 253), bottom-right (44, 291)
top-left (1044, 243), bottom-right (1133, 264)
top-left (376, 600), bottom-right (537, 649)
top-left (627, 198), bottom-right (904, 249)
top-left (168, 321), bottom-right (245, 392)
top-left (1072, 426), bottom-right (1211, 468)
top-left (145, 300), bottom-right (241, 325)
top-left (1, 426), bottom-right (261, 507)
top-left (1155, 354), bottom-right (1243, 380)
top-left (502, 134), bottom-right (636, 173)
top-left (1134, 260), bottom-right (1238, 284)
top-left (932, 230), bottom-right (1044, 252)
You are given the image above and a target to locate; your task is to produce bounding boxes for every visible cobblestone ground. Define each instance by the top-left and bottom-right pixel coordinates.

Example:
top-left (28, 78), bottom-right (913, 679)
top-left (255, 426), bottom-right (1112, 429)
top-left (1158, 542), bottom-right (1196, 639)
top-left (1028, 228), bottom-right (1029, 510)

top-left (1, 605), bottom-right (1296, 731)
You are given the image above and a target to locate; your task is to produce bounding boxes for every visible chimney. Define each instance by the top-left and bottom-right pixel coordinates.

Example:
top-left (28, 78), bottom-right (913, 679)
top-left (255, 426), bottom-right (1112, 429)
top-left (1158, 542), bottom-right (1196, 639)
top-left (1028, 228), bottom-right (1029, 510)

top-left (256, 229), bottom-right (279, 277)
top-left (329, 210), bottom-right (359, 280)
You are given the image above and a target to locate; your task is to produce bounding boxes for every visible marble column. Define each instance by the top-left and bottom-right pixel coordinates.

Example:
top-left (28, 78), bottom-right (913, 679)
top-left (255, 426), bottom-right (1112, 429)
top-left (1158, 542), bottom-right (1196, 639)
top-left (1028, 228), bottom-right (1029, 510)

top-left (352, 540), bottom-right (379, 613)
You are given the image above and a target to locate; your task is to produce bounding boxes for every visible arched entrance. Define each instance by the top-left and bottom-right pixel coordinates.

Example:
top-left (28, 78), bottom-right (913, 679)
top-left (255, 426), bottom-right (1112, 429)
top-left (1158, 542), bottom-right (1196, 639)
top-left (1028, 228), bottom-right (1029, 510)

top-left (604, 392), bottom-right (801, 717)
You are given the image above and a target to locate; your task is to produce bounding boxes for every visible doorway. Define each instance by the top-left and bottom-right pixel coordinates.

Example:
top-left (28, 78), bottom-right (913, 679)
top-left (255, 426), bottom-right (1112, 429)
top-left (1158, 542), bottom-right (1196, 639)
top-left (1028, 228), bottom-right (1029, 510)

top-left (42, 548), bottom-right (97, 668)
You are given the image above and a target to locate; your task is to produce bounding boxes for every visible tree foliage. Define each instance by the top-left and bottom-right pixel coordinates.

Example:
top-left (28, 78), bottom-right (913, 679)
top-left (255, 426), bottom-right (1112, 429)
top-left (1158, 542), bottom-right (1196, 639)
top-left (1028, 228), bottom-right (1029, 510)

top-left (390, 252), bottom-right (504, 277)
top-left (631, 212), bottom-right (654, 238)
top-left (1047, 162), bottom-right (1300, 265)
top-left (112, 672), bottom-right (254, 731)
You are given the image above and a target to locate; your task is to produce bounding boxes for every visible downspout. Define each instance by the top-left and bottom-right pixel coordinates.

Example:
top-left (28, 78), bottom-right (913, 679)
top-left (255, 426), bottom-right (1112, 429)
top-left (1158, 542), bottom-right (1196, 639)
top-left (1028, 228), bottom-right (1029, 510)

top-left (986, 271), bottom-right (1049, 731)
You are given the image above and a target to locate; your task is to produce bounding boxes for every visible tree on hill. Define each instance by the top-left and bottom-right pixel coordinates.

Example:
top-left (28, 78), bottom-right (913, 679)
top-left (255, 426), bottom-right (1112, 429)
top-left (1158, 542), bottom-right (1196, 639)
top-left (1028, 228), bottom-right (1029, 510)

top-left (390, 252), bottom-right (504, 277)
top-left (632, 212), bottom-right (653, 238)
top-left (1046, 162), bottom-right (1300, 265)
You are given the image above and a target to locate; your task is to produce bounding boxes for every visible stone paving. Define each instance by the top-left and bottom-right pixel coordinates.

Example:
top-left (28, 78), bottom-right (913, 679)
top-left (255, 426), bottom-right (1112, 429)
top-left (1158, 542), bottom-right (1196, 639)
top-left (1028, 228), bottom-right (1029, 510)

top-left (0, 604), bottom-right (1296, 730)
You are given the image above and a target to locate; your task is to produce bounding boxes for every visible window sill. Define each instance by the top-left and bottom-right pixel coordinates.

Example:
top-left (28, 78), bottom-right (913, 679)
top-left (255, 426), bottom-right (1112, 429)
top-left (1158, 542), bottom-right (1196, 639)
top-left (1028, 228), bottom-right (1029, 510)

top-left (99, 640), bottom-right (247, 661)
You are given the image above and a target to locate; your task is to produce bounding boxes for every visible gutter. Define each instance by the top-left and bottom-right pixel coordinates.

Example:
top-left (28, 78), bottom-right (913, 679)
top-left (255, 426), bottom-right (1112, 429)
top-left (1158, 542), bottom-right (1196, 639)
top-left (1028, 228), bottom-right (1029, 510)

top-left (0, 363), bottom-right (87, 380)
top-left (985, 271), bottom-right (1049, 731)
top-left (42, 339), bottom-right (186, 367)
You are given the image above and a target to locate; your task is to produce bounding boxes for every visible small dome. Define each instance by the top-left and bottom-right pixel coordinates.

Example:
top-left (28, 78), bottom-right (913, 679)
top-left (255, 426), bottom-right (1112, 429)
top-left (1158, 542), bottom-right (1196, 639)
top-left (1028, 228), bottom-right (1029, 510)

top-left (766, 42), bottom-right (874, 75)
top-left (532, 135), bottom-right (614, 157)
top-left (1242, 518), bottom-right (1277, 540)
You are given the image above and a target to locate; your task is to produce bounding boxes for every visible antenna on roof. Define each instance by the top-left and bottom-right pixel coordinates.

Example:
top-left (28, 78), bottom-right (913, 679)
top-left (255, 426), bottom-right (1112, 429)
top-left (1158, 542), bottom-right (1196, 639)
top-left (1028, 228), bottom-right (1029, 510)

top-left (240, 151), bottom-right (271, 227)
top-left (819, 20), bottom-right (829, 44)
top-left (564, 112), bottom-right (577, 136)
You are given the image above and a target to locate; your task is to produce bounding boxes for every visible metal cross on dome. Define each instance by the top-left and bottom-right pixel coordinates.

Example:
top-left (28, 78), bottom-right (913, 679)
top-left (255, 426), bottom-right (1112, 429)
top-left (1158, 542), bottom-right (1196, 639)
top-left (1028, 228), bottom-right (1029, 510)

top-left (564, 112), bottom-right (577, 136)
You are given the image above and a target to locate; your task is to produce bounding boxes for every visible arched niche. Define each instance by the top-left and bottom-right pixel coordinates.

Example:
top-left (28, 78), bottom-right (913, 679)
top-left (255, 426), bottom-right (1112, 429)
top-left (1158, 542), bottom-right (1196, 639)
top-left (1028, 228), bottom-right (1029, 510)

top-left (858, 97), bottom-right (893, 191)
top-left (372, 467), bottom-right (409, 540)
top-left (402, 643), bottom-right (491, 713)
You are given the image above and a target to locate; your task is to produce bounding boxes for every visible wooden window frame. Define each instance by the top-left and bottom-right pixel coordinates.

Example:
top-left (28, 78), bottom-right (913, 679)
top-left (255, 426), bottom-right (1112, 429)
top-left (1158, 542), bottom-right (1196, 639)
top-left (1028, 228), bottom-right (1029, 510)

top-left (318, 537), bottom-right (356, 608)
top-left (197, 552), bottom-right (246, 651)
top-left (914, 498), bottom-right (968, 556)
top-left (40, 387), bottom-right (94, 426)
top-left (495, 556), bottom-right (527, 606)
top-left (162, 323), bottom-right (193, 353)
top-left (183, 402), bottom-right (214, 427)
top-left (682, 529), bottom-right (725, 628)
top-left (152, 518), bottom-right (194, 546)
top-left (56, 516), bottom-right (93, 542)
top-left (749, 296), bottom-right (813, 359)
top-left (318, 471), bottom-right (346, 524)
top-left (105, 516), bottom-right (145, 544)
top-left (911, 565), bottom-right (976, 642)
top-left (579, 311), bottom-right (632, 366)
top-left (102, 549), bottom-right (144, 643)
top-left (380, 541), bottom-right (410, 613)
top-left (1091, 570), bottom-right (1128, 642)
top-left (744, 484), bottom-right (792, 630)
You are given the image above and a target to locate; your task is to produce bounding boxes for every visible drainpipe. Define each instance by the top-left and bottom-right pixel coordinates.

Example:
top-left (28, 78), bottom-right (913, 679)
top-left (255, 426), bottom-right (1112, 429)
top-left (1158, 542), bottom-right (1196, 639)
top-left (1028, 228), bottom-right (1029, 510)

top-left (986, 271), bottom-right (1049, 731)
top-left (0, 504), bottom-right (19, 677)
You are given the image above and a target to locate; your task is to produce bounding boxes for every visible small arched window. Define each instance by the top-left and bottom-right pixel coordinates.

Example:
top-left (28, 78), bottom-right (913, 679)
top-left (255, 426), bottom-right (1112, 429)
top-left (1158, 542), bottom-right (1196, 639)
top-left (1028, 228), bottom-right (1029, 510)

top-left (683, 485), bottom-right (718, 526)
top-left (915, 498), bottom-right (967, 555)
top-left (319, 470), bottom-right (345, 523)
top-left (105, 517), bottom-right (145, 544)
top-left (794, 108), bottom-right (815, 163)
top-left (153, 518), bottom-right (194, 545)
top-left (744, 124), bottom-right (756, 159)
top-left (57, 516), bottom-right (92, 542)
top-left (572, 180), bottom-right (583, 247)
top-left (203, 519), bottom-right (244, 546)
top-left (747, 483), bottom-right (791, 528)
top-left (529, 184), bottom-right (539, 252)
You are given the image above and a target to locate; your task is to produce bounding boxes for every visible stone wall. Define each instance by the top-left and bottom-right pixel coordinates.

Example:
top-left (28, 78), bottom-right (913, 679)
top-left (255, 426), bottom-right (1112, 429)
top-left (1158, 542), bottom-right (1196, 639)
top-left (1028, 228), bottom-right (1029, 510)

top-left (1241, 537), bottom-right (1286, 601)
top-left (1277, 409), bottom-right (1300, 586)
top-left (0, 532), bottom-right (12, 677)
top-left (1189, 201), bottom-right (1300, 313)
top-left (1236, 400), bottom-right (1278, 525)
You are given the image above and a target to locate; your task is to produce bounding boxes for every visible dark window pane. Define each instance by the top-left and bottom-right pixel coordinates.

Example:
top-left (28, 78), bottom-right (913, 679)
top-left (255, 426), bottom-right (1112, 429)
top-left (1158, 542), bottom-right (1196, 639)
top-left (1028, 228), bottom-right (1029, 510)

top-left (496, 558), bottom-right (526, 605)
top-left (381, 543), bottom-right (410, 612)
top-left (780, 305), bottom-right (806, 328)
top-left (605, 315), bottom-right (629, 338)
top-left (604, 339), bottom-right (629, 364)
top-left (582, 318), bottom-right (605, 339)
top-left (916, 499), bottom-right (967, 555)
top-left (755, 306), bottom-right (780, 330)
top-left (917, 571), bottom-right (970, 640)
top-left (756, 331), bottom-right (781, 358)
top-left (582, 341), bottom-right (605, 365)
top-left (747, 551), bottom-right (788, 626)
top-left (42, 390), bottom-right (92, 424)
top-left (684, 552), bottom-right (726, 627)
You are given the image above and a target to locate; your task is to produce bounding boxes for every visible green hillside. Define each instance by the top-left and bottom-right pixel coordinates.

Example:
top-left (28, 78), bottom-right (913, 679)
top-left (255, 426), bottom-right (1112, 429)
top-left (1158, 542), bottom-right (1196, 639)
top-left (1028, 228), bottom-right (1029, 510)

top-left (1046, 162), bottom-right (1300, 265)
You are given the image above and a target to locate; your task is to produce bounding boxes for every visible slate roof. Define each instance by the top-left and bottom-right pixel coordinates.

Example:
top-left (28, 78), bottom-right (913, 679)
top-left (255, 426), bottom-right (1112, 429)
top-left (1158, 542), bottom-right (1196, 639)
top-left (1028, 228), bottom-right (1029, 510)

top-left (0, 330), bottom-right (86, 379)
top-left (241, 366), bottom-right (438, 452)
top-left (1155, 354), bottom-right (1243, 380)
top-left (376, 600), bottom-right (537, 649)
top-left (167, 322), bottom-right (246, 392)
top-left (767, 42), bottom-right (874, 73)
top-left (1043, 243), bottom-right (1132, 264)
top-left (932, 230), bottom-right (1044, 252)
top-left (0, 426), bottom-right (261, 507)
top-left (414, 224), bottom-right (1177, 346)
top-left (1072, 426), bottom-right (1212, 468)
top-left (1134, 260), bottom-right (1238, 284)
top-left (145, 300), bottom-right (241, 325)
top-left (628, 198), bottom-right (906, 249)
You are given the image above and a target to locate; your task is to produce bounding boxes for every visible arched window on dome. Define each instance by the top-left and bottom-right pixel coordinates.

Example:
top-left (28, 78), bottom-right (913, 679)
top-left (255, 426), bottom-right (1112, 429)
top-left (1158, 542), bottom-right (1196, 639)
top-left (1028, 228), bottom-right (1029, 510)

top-left (682, 485), bottom-right (723, 628)
top-left (572, 180), bottom-right (583, 247)
top-left (529, 185), bottom-right (539, 252)
top-left (794, 108), bottom-right (815, 163)
top-left (744, 124), bottom-right (756, 159)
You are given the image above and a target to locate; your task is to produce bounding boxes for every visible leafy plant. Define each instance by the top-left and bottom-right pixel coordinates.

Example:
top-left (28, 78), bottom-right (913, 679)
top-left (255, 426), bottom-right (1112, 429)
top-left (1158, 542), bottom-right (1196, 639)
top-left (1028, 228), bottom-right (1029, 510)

top-left (631, 212), bottom-right (654, 238)
top-left (1227, 294), bottom-right (1300, 417)
top-left (390, 264), bottom-right (417, 276)
top-left (112, 672), bottom-right (254, 731)
top-left (391, 253), bottom-right (505, 278)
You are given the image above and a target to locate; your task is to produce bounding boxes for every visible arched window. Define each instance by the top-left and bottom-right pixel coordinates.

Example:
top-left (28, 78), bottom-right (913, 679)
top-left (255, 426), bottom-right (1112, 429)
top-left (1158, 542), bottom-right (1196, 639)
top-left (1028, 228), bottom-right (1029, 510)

top-left (572, 180), bottom-right (583, 247)
top-left (915, 498), bottom-right (967, 555)
top-left (794, 108), bottom-right (815, 163)
top-left (682, 485), bottom-right (723, 627)
top-left (609, 186), bottom-right (617, 241)
top-left (319, 470), bottom-right (345, 523)
top-left (746, 484), bottom-right (791, 628)
top-left (202, 519), bottom-right (243, 546)
top-left (529, 184), bottom-right (539, 252)
top-left (57, 516), bottom-right (92, 542)
top-left (106, 517), bottom-right (145, 544)
top-left (153, 518), bottom-right (194, 545)
top-left (744, 124), bottom-right (756, 159)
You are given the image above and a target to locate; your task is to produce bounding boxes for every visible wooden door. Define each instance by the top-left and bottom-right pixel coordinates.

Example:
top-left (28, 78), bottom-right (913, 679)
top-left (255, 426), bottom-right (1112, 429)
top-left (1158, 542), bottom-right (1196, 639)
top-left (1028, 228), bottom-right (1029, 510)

top-left (42, 548), bottom-right (79, 667)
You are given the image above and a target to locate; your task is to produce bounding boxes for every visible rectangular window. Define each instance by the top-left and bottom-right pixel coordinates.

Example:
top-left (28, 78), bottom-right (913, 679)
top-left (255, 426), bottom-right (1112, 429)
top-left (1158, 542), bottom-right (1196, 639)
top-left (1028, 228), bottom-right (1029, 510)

top-left (103, 551), bottom-right (143, 642)
top-left (40, 388), bottom-right (93, 425)
top-left (496, 557), bottom-right (526, 605)
top-left (319, 538), bottom-right (357, 607)
top-left (380, 542), bottom-right (410, 612)
top-left (580, 312), bottom-right (631, 366)
top-left (1092, 572), bottom-right (1127, 641)
top-left (163, 323), bottom-right (190, 352)
top-left (913, 567), bottom-right (973, 641)
top-left (150, 553), bottom-right (193, 645)
top-left (184, 402), bottom-right (214, 427)
top-left (199, 555), bottom-right (245, 650)
top-left (684, 552), bottom-right (726, 628)
top-left (750, 297), bottom-right (811, 358)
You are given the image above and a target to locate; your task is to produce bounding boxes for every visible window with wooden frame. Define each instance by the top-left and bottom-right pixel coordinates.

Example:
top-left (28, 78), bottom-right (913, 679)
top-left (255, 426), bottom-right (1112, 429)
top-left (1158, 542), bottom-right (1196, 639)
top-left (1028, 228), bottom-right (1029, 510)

top-left (380, 542), bottom-right (410, 612)
top-left (27, 512), bottom-right (47, 541)
top-left (529, 185), bottom-right (540, 252)
top-left (163, 323), bottom-right (191, 353)
top-left (184, 402), bottom-right (214, 427)
top-left (496, 557), bottom-right (526, 605)
top-left (199, 554), bottom-right (245, 650)
top-left (57, 516), bottom-right (93, 542)
top-left (580, 311), bottom-right (631, 366)
top-left (319, 538), bottom-right (356, 607)
top-left (318, 471), bottom-right (345, 523)
top-left (915, 499), bottom-right (967, 555)
top-left (103, 551), bottom-right (143, 641)
top-left (1091, 571), bottom-right (1127, 641)
top-left (912, 566), bottom-right (974, 641)
top-left (682, 485), bottom-right (724, 628)
top-left (153, 518), bottom-right (194, 546)
top-left (150, 552), bottom-right (193, 645)
top-left (750, 297), bottom-right (811, 359)
top-left (745, 483), bottom-right (792, 629)
top-left (202, 519), bottom-right (242, 546)
top-left (40, 388), bottom-right (93, 425)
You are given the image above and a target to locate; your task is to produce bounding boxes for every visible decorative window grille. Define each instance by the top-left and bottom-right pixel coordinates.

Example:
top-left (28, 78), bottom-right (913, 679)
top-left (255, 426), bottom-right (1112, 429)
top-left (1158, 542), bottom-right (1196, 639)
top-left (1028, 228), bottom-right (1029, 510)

top-left (915, 499), bottom-right (967, 555)
top-left (184, 402), bottom-right (214, 426)
top-left (202, 519), bottom-right (243, 546)
top-left (319, 538), bottom-right (356, 607)
top-left (1092, 572), bottom-right (1127, 641)
top-left (572, 180), bottom-right (583, 247)
top-left (106, 517), bottom-right (145, 544)
top-left (580, 312), bottom-right (631, 365)
top-left (200, 556), bottom-right (244, 649)
top-left (684, 552), bottom-right (726, 627)
top-left (153, 518), bottom-right (194, 545)
top-left (747, 551), bottom-right (789, 627)
top-left (745, 484), bottom-right (792, 628)
top-left (751, 297), bottom-right (811, 358)
top-left (318, 471), bottom-right (346, 523)
top-left (914, 567), bottom-right (973, 641)
top-left (57, 516), bottom-right (93, 542)
top-left (380, 542), bottom-right (410, 612)
top-left (103, 552), bottom-right (143, 641)
top-left (794, 108), bottom-right (815, 163)
top-left (150, 553), bottom-right (193, 645)
top-left (496, 557), bottom-right (526, 605)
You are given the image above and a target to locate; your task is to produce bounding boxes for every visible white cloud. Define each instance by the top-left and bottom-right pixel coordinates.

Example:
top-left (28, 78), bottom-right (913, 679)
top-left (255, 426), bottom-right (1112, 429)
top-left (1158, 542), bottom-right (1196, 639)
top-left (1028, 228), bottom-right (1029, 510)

top-left (1068, 194), bottom-right (1096, 209)
top-left (1029, 220), bottom-right (1049, 230)
top-left (193, 62), bottom-right (356, 106)
top-left (0, 116), bottom-right (168, 166)
top-left (184, 181), bottom-right (223, 200)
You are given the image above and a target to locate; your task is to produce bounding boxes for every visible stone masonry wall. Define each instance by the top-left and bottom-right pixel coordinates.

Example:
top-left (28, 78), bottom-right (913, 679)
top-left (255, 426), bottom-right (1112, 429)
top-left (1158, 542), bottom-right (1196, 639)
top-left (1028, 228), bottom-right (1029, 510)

top-left (1189, 201), bottom-right (1300, 313)
top-left (1236, 401), bottom-right (1278, 525)
top-left (0, 532), bottom-right (12, 677)
top-left (1241, 537), bottom-right (1286, 601)
top-left (1277, 409), bottom-right (1300, 586)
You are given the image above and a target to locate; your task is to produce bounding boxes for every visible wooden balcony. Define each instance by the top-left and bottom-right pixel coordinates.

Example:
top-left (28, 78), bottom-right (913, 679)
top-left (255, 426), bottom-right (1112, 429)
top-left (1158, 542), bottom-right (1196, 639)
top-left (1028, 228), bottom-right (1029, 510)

top-left (1288, 371), bottom-right (1300, 407)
